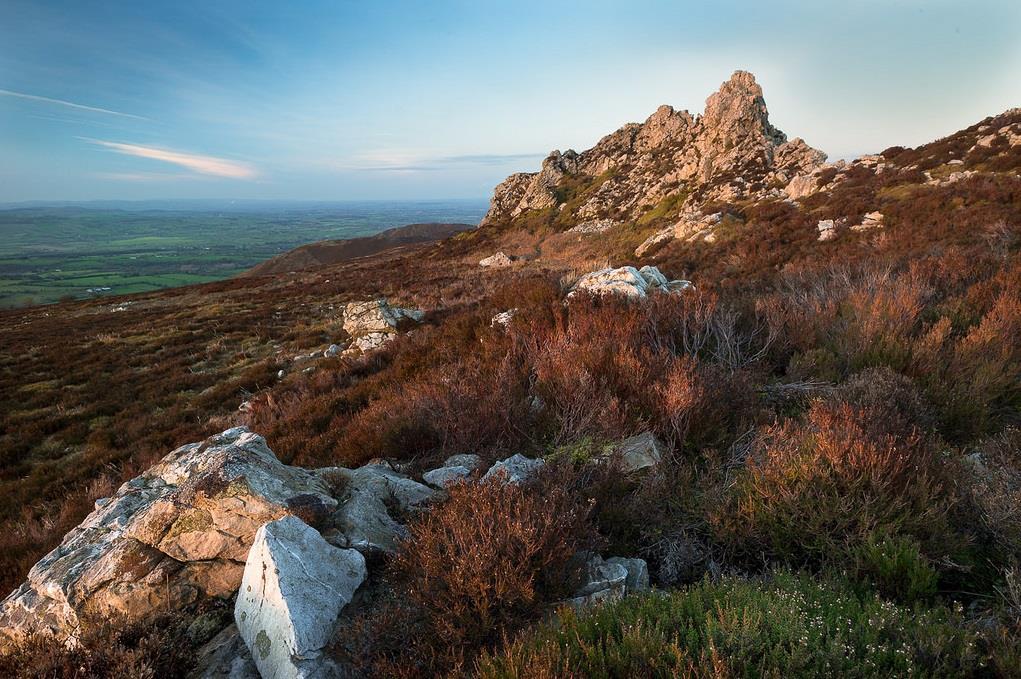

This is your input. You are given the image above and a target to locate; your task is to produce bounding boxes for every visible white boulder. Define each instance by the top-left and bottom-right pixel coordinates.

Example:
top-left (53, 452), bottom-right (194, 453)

top-left (481, 453), bottom-right (544, 484)
top-left (0, 427), bottom-right (338, 645)
top-left (479, 252), bottom-right (514, 268)
top-left (421, 454), bottom-right (483, 489)
top-left (235, 516), bottom-right (366, 679)
top-left (570, 266), bottom-right (691, 299)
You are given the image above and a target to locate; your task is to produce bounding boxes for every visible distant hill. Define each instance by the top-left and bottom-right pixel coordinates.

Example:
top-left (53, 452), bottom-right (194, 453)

top-left (244, 222), bottom-right (474, 276)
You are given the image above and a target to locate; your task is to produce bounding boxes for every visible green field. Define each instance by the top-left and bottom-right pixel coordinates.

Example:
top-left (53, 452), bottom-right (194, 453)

top-left (0, 201), bottom-right (486, 307)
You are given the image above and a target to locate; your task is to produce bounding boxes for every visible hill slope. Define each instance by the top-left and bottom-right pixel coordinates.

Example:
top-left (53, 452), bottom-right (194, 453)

top-left (245, 221), bottom-right (474, 276)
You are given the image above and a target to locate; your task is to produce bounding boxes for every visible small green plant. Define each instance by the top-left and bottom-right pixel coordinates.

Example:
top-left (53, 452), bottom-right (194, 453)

top-left (851, 533), bottom-right (939, 603)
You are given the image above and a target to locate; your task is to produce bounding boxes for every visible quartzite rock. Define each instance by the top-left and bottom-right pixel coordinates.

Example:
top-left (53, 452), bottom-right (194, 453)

top-left (0, 427), bottom-right (337, 645)
top-left (480, 71), bottom-right (826, 229)
top-left (235, 516), bottom-right (366, 679)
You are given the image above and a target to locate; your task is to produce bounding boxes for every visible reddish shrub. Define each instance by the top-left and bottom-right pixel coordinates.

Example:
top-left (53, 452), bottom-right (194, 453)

top-left (711, 398), bottom-right (958, 568)
top-left (341, 471), bottom-right (596, 676)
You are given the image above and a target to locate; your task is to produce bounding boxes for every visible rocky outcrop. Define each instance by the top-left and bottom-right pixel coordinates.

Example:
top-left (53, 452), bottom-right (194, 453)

top-left (479, 71), bottom-right (826, 229)
top-left (235, 516), bottom-right (366, 679)
top-left (565, 554), bottom-right (650, 609)
top-left (422, 453), bottom-right (483, 488)
top-left (569, 265), bottom-right (691, 299)
top-left (851, 211), bottom-right (884, 232)
top-left (0, 427), bottom-right (338, 645)
top-left (318, 462), bottom-right (437, 554)
top-left (341, 298), bottom-right (423, 357)
top-left (635, 211), bottom-right (724, 257)
top-left (479, 252), bottom-right (514, 268)
top-left (481, 453), bottom-right (544, 484)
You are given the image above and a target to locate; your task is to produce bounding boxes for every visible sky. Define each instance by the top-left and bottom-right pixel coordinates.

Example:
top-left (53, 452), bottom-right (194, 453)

top-left (1, 0), bottom-right (1019, 203)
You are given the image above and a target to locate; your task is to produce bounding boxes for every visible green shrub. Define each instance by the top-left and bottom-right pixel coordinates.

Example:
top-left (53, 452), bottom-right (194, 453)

top-left (477, 572), bottom-right (986, 678)
top-left (851, 534), bottom-right (939, 603)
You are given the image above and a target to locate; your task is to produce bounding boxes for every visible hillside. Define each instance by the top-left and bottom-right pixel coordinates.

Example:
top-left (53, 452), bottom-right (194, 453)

top-left (1, 72), bottom-right (1021, 677)
top-left (245, 222), bottom-right (474, 276)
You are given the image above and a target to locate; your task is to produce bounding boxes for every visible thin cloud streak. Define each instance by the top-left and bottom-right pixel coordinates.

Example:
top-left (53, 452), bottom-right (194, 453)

top-left (86, 139), bottom-right (258, 179)
top-left (0, 88), bottom-right (149, 120)
top-left (348, 151), bottom-right (546, 172)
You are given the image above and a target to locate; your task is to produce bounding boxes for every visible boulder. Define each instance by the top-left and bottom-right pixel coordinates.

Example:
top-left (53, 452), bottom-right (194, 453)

top-left (422, 465), bottom-right (472, 488)
top-left (479, 252), bottom-right (513, 268)
top-left (482, 453), bottom-right (544, 484)
top-left (491, 309), bottom-right (517, 327)
top-left (565, 555), bottom-right (649, 609)
top-left (343, 299), bottom-right (422, 336)
top-left (0, 427), bottom-right (337, 645)
top-left (443, 453), bottom-right (483, 470)
top-left (817, 219), bottom-right (837, 241)
top-left (341, 299), bottom-right (423, 356)
top-left (235, 516), bottom-right (366, 679)
top-left (421, 454), bottom-right (483, 488)
top-left (850, 211), bottom-right (884, 232)
top-left (323, 344), bottom-right (342, 358)
top-left (612, 431), bottom-right (664, 472)
top-left (320, 463), bottom-right (437, 554)
top-left (563, 555), bottom-right (649, 604)
top-left (570, 266), bottom-right (650, 298)
top-left (786, 172), bottom-right (820, 199)
top-left (606, 557), bottom-right (651, 593)
top-left (570, 266), bottom-right (691, 299)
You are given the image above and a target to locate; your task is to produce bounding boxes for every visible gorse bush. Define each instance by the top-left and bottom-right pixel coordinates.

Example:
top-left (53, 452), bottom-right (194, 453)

top-left (477, 572), bottom-right (985, 678)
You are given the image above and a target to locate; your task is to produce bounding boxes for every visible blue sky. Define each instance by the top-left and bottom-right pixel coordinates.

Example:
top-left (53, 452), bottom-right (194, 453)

top-left (1, 0), bottom-right (1018, 202)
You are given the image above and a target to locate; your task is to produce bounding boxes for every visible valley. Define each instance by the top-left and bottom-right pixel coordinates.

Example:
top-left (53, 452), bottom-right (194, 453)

top-left (0, 200), bottom-right (487, 307)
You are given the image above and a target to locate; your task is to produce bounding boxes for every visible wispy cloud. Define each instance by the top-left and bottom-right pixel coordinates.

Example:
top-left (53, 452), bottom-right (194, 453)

top-left (0, 88), bottom-right (149, 120)
top-left (86, 139), bottom-right (258, 179)
top-left (92, 171), bottom-right (200, 182)
top-left (338, 151), bottom-right (545, 172)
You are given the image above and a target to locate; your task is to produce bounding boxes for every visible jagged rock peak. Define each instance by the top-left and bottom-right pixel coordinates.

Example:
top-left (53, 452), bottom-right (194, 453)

top-left (701, 70), bottom-right (785, 146)
top-left (479, 70), bottom-right (826, 228)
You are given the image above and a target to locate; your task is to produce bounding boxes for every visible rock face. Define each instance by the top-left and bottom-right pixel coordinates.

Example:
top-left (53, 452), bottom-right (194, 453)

top-left (569, 265), bottom-right (691, 299)
top-left (479, 71), bottom-right (826, 229)
top-left (0, 427), bottom-right (338, 645)
top-left (235, 516), bottom-right (366, 679)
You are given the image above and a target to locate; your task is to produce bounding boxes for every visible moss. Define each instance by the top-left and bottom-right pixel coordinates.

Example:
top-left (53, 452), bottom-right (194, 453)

top-left (637, 190), bottom-right (690, 225)
top-left (164, 509), bottom-right (213, 541)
